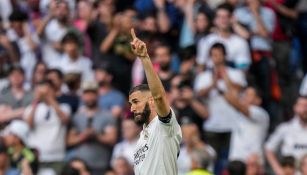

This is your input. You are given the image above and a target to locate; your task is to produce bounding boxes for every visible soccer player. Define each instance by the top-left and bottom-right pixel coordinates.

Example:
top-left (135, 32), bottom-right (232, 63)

top-left (129, 29), bottom-right (182, 175)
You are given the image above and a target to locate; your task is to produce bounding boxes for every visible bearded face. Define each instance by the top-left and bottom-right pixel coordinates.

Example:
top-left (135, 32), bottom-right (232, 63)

top-left (133, 102), bottom-right (151, 126)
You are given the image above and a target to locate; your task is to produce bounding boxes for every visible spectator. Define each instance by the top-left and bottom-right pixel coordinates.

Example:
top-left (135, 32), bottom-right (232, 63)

top-left (300, 154), bottom-right (307, 175)
top-left (46, 68), bottom-right (80, 114)
top-left (7, 10), bottom-right (40, 82)
top-left (197, 4), bottom-right (251, 70)
top-left (0, 66), bottom-right (33, 123)
top-left (194, 42), bottom-right (247, 174)
top-left (234, 0), bottom-right (280, 129)
top-left (170, 77), bottom-right (208, 132)
top-left (74, 0), bottom-right (93, 58)
top-left (107, 157), bottom-right (134, 175)
top-left (2, 120), bottom-right (38, 175)
top-left (245, 154), bottom-right (264, 175)
top-left (265, 96), bottom-right (307, 175)
top-left (227, 160), bottom-right (246, 175)
top-left (187, 148), bottom-right (214, 175)
top-left (27, 61), bottom-right (47, 90)
top-left (178, 122), bottom-right (215, 175)
top-left (111, 118), bottom-right (141, 166)
top-left (39, 0), bottom-right (71, 68)
top-left (280, 156), bottom-right (296, 175)
top-left (150, 43), bottom-right (176, 92)
top-left (194, 11), bottom-right (211, 45)
top-left (67, 82), bottom-right (117, 175)
top-left (224, 86), bottom-right (269, 162)
top-left (87, 0), bottom-right (114, 65)
top-left (61, 158), bottom-right (91, 175)
top-left (24, 80), bottom-right (71, 175)
top-left (59, 32), bottom-right (94, 83)
top-left (94, 66), bottom-right (126, 119)
top-left (100, 8), bottom-right (138, 96)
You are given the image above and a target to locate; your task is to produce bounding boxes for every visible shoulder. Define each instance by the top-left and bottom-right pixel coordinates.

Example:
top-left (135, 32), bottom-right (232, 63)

top-left (261, 7), bottom-right (275, 15)
top-left (249, 105), bottom-right (269, 123)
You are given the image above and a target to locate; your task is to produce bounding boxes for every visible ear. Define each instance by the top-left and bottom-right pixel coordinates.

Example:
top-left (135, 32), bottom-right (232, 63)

top-left (148, 96), bottom-right (155, 107)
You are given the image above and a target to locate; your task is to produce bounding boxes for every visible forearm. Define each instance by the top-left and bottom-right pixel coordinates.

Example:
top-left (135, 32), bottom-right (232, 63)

top-left (190, 99), bottom-right (208, 119)
top-left (100, 30), bottom-right (118, 53)
top-left (50, 102), bottom-right (69, 124)
top-left (36, 16), bottom-right (52, 37)
top-left (266, 149), bottom-right (283, 174)
top-left (157, 8), bottom-right (171, 33)
top-left (67, 131), bottom-right (83, 146)
top-left (197, 86), bottom-right (213, 97)
top-left (232, 22), bottom-right (250, 39)
top-left (274, 3), bottom-right (297, 19)
top-left (96, 128), bottom-right (117, 146)
top-left (254, 14), bottom-right (269, 38)
top-left (184, 4), bottom-right (195, 34)
top-left (141, 56), bottom-right (170, 116)
top-left (24, 107), bottom-right (37, 128)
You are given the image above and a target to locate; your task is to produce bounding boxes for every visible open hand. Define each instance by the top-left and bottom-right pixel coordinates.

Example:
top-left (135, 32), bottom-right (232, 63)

top-left (130, 28), bottom-right (148, 58)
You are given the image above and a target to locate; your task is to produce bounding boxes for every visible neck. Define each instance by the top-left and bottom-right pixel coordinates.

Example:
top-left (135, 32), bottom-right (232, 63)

top-left (146, 110), bottom-right (157, 126)
top-left (12, 86), bottom-right (23, 92)
top-left (218, 29), bottom-right (231, 38)
top-left (68, 53), bottom-right (79, 60)
top-left (99, 85), bottom-right (111, 94)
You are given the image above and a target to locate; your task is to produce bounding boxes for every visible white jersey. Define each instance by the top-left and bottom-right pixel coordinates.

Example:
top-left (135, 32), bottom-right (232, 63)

top-left (134, 109), bottom-right (182, 175)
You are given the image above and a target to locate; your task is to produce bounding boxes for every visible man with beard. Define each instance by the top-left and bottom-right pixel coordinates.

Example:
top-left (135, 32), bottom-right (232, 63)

top-left (129, 29), bottom-right (182, 175)
top-left (67, 82), bottom-right (117, 175)
top-left (265, 96), bottom-right (307, 175)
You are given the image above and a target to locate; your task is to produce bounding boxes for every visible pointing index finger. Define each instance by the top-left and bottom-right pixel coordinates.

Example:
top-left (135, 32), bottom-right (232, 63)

top-left (131, 28), bottom-right (137, 40)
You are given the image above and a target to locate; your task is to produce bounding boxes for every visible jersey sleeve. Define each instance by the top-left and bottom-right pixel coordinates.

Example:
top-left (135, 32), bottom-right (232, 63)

top-left (265, 124), bottom-right (286, 152)
top-left (158, 108), bottom-right (182, 138)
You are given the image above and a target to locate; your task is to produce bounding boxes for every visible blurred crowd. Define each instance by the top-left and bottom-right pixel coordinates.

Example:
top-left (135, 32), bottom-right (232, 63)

top-left (0, 0), bottom-right (306, 175)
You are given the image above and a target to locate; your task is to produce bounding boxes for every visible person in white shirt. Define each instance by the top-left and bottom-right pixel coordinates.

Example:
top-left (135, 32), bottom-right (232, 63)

top-left (59, 32), bottom-right (94, 83)
top-left (197, 4), bottom-right (251, 70)
top-left (129, 29), bottom-right (182, 175)
top-left (194, 42), bottom-right (246, 174)
top-left (224, 86), bottom-right (269, 163)
top-left (39, 1), bottom-right (70, 68)
top-left (23, 80), bottom-right (71, 175)
top-left (265, 96), bottom-right (307, 175)
top-left (112, 118), bottom-right (141, 165)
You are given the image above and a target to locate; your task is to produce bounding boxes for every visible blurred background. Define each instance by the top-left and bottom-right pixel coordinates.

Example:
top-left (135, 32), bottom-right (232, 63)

top-left (0, 0), bottom-right (306, 175)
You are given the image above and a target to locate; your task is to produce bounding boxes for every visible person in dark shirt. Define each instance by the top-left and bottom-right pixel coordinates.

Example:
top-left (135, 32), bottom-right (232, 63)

top-left (46, 69), bottom-right (79, 114)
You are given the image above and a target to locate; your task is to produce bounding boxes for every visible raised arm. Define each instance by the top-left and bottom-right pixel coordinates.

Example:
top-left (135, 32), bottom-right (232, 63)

top-left (130, 29), bottom-right (170, 117)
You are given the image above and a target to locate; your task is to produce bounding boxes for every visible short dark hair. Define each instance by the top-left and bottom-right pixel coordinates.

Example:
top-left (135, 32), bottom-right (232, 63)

top-left (215, 3), bottom-right (234, 16)
top-left (9, 10), bottom-right (28, 22)
top-left (129, 84), bottom-right (150, 95)
top-left (228, 160), bottom-right (246, 175)
top-left (47, 69), bottom-right (64, 80)
top-left (280, 156), bottom-right (295, 167)
top-left (209, 42), bottom-right (227, 56)
top-left (61, 32), bottom-right (81, 47)
top-left (9, 65), bottom-right (24, 75)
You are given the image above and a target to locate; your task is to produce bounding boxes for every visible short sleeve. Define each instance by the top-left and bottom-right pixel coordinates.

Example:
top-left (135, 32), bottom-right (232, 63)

top-left (60, 104), bottom-right (71, 118)
top-left (194, 71), bottom-right (212, 92)
top-left (234, 38), bottom-right (251, 69)
top-left (228, 69), bottom-right (247, 87)
top-left (248, 106), bottom-right (269, 124)
top-left (196, 37), bottom-right (210, 65)
top-left (158, 109), bottom-right (182, 138)
top-left (263, 8), bottom-right (276, 33)
top-left (265, 124), bottom-right (286, 152)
